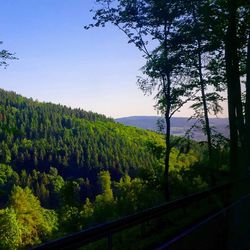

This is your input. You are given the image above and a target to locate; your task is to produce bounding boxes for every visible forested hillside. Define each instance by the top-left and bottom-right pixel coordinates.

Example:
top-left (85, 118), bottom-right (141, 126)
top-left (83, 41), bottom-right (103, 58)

top-left (0, 89), bottom-right (207, 249)
top-left (0, 88), bottom-right (164, 178)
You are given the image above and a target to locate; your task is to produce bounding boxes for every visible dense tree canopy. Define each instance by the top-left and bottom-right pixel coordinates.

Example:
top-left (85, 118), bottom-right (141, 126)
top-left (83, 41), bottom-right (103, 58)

top-left (0, 88), bottom-right (209, 248)
top-left (0, 88), bottom-right (165, 179)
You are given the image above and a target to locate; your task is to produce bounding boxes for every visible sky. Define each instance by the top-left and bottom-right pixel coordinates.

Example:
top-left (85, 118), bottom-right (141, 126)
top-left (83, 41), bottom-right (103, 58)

top-left (0, 0), bottom-right (227, 119)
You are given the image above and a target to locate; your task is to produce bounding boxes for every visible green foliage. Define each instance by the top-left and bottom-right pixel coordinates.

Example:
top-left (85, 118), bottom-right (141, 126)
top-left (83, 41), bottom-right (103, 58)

top-left (116, 176), bottom-right (132, 213)
top-left (60, 205), bottom-right (82, 232)
top-left (0, 142), bottom-right (11, 163)
top-left (114, 175), bottom-right (164, 215)
top-left (9, 186), bottom-right (58, 248)
top-left (0, 164), bottom-right (18, 186)
top-left (80, 198), bottom-right (94, 226)
top-left (0, 89), bottom-right (229, 248)
top-left (169, 148), bottom-right (198, 173)
top-left (94, 171), bottom-right (116, 222)
top-left (60, 180), bottom-right (80, 207)
top-left (0, 208), bottom-right (21, 250)
top-left (97, 171), bottom-right (113, 202)
top-left (41, 209), bottom-right (58, 237)
top-left (0, 88), bottom-right (163, 176)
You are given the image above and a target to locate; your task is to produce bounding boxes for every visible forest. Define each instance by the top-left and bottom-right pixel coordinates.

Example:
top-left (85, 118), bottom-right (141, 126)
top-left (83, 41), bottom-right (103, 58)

top-left (0, 88), bottom-right (210, 249)
top-left (0, 0), bottom-right (249, 249)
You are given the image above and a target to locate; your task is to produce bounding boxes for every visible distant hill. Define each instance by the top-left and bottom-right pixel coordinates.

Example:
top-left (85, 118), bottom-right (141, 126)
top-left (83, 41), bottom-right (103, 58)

top-left (116, 116), bottom-right (229, 140)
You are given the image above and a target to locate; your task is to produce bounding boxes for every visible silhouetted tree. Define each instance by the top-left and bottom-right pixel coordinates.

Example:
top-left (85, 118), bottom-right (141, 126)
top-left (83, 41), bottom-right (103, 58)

top-left (0, 41), bottom-right (17, 68)
top-left (224, 0), bottom-right (249, 174)
top-left (86, 0), bottom-right (195, 199)
top-left (180, 0), bottom-right (226, 165)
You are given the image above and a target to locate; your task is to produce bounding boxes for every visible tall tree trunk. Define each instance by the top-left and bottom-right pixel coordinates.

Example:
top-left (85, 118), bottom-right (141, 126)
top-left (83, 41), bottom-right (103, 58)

top-left (233, 38), bottom-right (245, 151)
top-left (163, 72), bottom-right (171, 201)
top-left (226, 4), bottom-right (249, 247)
top-left (245, 33), bottom-right (250, 168)
top-left (162, 20), bottom-right (172, 201)
top-left (225, 0), bottom-right (241, 176)
top-left (197, 39), bottom-right (213, 163)
top-left (191, 5), bottom-right (213, 171)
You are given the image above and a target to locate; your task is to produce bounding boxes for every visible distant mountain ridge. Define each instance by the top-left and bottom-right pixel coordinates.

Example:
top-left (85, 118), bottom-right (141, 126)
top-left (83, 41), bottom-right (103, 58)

top-left (116, 116), bottom-right (229, 140)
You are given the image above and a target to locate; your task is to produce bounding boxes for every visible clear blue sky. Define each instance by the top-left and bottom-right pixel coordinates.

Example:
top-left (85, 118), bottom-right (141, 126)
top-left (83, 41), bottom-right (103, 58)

top-left (0, 0), bottom-right (227, 118)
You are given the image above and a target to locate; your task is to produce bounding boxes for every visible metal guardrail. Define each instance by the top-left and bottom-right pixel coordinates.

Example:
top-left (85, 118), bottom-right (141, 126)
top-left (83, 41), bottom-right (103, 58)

top-left (32, 181), bottom-right (234, 250)
top-left (155, 192), bottom-right (250, 250)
